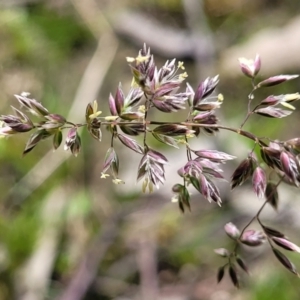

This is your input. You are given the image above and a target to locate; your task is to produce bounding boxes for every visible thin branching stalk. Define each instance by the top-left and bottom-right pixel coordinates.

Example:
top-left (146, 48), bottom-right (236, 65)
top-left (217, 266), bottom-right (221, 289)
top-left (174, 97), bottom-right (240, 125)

top-left (2, 45), bottom-right (300, 287)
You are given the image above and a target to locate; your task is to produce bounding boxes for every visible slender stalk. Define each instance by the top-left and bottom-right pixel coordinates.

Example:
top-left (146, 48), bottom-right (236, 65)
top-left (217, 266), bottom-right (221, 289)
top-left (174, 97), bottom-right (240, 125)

top-left (110, 130), bottom-right (114, 147)
top-left (184, 135), bottom-right (192, 160)
top-left (143, 97), bottom-right (151, 151)
top-left (239, 103), bottom-right (261, 130)
top-left (239, 112), bottom-right (253, 130)
top-left (233, 176), bottom-right (283, 254)
top-left (185, 110), bottom-right (193, 160)
top-left (68, 119), bottom-right (269, 147)
top-left (66, 121), bottom-right (77, 126)
top-left (239, 79), bottom-right (258, 129)
top-left (97, 120), bottom-right (268, 147)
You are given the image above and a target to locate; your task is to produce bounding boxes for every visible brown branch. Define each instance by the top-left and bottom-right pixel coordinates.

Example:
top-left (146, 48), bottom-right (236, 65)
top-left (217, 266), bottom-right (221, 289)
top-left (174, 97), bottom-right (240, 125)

top-left (113, 10), bottom-right (193, 58)
top-left (55, 211), bottom-right (124, 300)
top-left (98, 120), bottom-right (267, 146)
top-left (136, 230), bottom-right (159, 300)
top-left (183, 0), bottom-right (216, 77)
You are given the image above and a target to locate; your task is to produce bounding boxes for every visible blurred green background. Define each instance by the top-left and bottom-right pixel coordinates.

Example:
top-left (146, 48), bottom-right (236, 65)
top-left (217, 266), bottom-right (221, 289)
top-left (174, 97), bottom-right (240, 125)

top-left (0, 0), bottom-right (300, 299)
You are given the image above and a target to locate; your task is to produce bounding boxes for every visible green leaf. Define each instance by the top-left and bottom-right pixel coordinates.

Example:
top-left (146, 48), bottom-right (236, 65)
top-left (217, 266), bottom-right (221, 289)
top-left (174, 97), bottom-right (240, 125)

top-left (152, 132), bottom-right (178, 148)
top-left (53, 130), bottom-right (63, 150)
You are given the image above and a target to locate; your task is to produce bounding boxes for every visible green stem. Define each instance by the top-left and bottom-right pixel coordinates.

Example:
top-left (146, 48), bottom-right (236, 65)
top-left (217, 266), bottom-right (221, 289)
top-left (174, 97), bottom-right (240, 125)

top-left (239, 81), bottom-right (258, 129)
top-left (62, 119), bottom-right (269, 147)
top-left (99, 120), bottom-right (268, 146)
top-left (143, 97), bottom-right (151, 150)
top-left (233, 176), bottom-right (283, 254)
